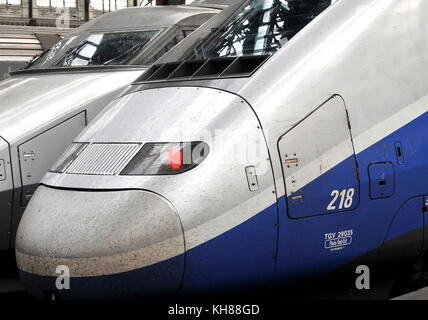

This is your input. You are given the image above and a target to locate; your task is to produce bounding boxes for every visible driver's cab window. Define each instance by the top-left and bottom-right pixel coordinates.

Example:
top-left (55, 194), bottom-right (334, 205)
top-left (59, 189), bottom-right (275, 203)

top-left (56, 30), bottom-right (160, 67)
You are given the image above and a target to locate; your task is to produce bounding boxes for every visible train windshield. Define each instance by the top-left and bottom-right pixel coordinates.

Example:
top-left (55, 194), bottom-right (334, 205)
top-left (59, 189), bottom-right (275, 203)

top-left (192, 0), bottom-right (331, 59)
top-left (27, 30), bottom-right (160, 69)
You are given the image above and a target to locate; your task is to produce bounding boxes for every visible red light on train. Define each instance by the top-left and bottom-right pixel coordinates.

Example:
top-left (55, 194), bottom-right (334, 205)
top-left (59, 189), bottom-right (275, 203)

top-left (168, 145), bottom-right (182, 170)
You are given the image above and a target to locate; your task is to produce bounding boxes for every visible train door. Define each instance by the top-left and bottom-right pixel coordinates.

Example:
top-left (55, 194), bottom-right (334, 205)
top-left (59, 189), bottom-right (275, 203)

top-left (18, 111), bottom-right (87, 207)
top-left (278, 95), bottom-right (359, 219)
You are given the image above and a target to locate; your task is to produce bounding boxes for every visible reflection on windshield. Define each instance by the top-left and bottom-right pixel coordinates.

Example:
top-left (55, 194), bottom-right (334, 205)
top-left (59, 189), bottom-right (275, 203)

top-left (27, 30), bottom-right (159, 69)
top-left (27, 36), bottom-right (76, 69)
top-left (57, 30), bottom-right (159, 67)
top-left (192, 0), bottom-right (331, 59)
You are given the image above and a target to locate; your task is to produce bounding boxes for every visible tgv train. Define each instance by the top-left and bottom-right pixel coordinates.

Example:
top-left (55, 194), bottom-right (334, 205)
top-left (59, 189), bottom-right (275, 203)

top-left (0, 4), bottom-right (230, 252)
top-left (16, 0), bottom-right (427, 299)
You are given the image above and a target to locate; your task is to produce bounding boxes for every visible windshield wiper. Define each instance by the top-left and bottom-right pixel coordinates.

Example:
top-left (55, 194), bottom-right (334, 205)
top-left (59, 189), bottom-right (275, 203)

top-left (25, 49), bottom-right (49, 69)
top-left (103, 42), bottom-right (145, 66)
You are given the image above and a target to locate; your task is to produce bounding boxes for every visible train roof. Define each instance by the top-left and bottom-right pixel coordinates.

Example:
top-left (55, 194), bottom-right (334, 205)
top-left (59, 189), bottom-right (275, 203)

top-left (70, 5), bottom-right (220, 35)
top-left (191, 0), bottom-right (238, 9)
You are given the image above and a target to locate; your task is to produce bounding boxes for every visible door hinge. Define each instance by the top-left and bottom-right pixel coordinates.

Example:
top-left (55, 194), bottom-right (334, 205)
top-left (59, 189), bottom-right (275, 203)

top-left (22, 151), bottom-right (35, 161)
top-left (284, 153), bottom-right (299, 168)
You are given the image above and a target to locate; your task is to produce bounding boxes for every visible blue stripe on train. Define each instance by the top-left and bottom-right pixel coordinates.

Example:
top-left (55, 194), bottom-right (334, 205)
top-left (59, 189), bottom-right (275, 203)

top-left (178, 201), bottom-right (278, 296)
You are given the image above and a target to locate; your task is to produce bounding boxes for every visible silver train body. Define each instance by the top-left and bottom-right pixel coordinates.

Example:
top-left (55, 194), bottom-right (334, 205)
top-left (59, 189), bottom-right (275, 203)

top-left (17, 0), bottom-right (428, 299)
top-left (0, 5), bottom-right (225, 251)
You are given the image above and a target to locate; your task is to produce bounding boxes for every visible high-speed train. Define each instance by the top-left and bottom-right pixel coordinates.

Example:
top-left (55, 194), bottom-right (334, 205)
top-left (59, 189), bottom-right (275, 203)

top-left (0, 3), bottom-right (236, 253)
top-left (16, 0), bottom-right (428, 300)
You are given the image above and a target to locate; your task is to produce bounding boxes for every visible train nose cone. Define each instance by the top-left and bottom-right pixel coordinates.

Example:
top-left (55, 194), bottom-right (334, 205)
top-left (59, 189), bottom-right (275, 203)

top-left (15, 185), bottom-right (184, 299)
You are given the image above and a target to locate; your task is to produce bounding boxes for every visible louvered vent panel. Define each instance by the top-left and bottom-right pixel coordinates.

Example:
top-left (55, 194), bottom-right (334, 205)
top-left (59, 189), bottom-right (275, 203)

top-left (65, 143), bottom-right (141, 175)
top-left (135, 55), bottom-right (271, 83)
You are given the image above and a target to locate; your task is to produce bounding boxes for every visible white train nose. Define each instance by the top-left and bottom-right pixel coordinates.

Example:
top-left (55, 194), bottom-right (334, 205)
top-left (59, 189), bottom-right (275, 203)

top-left (15, 185), bottom-right (185, 299)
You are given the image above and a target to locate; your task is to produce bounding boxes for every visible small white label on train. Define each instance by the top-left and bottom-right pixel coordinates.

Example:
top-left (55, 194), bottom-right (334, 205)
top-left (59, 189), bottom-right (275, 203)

top-left (324, 229), bottom-right (353, 251)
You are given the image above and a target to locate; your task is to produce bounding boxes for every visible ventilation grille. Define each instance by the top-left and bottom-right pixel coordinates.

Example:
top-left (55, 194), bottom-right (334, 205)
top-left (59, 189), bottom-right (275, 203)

top-left (136, 55), bottom-right (270, 83)
top-left (65, 143), bottom-right (141, 176)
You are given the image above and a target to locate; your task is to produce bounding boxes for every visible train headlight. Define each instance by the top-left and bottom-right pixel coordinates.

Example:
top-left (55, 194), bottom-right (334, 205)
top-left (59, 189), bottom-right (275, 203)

top-left (120, 142), bottom-right (209, 175)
